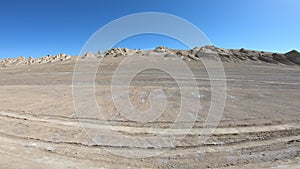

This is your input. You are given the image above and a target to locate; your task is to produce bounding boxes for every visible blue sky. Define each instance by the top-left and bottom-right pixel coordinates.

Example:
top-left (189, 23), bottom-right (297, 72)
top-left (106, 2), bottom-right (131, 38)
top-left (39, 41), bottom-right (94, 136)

top-left (0, 0), bottom-right (299, 58)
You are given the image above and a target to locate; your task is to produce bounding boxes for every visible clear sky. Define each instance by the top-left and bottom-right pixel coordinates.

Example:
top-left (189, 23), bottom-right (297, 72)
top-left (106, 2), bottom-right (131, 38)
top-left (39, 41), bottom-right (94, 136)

top-left (0, 0), bottom-right (299, 58)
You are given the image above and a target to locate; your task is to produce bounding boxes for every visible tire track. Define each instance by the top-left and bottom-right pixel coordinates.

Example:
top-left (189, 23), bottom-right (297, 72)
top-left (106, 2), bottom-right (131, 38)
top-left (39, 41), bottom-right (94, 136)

top-left (1, 111), bottom-right (299, 136)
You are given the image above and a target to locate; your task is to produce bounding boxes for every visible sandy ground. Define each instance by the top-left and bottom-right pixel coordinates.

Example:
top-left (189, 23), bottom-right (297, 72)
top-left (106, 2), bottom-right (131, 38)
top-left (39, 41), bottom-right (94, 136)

top-left (0, 55), bottom-right (300, 168)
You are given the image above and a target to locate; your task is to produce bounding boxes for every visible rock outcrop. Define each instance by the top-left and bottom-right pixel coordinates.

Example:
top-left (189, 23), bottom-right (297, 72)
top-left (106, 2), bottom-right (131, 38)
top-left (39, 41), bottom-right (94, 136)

top-left (154, 46), bottom-right (170, 53)
top-left (104, 47), bottom-right (131, 57)
top-left (284, 50), bottom-right (300, 65)
top-left (0, 53), bottom-right (71, 68)
top-left (82, 51), bottom-right (97, 59)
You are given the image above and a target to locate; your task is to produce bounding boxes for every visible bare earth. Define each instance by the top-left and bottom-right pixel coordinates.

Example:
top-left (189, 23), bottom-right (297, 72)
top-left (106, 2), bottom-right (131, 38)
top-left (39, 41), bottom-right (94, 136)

top-left (0, 47), bottom-right (300, 168)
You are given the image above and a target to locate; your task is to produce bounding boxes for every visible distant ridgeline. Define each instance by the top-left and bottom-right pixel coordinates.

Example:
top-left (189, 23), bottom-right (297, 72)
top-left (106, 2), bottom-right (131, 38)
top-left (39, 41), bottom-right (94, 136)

top-left (1, 46), bottom-right (300, 68)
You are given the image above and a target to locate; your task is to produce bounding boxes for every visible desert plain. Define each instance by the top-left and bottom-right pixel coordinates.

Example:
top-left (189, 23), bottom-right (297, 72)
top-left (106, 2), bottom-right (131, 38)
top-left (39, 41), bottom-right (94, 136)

top-left (0, 46), bottom-right (300, 168)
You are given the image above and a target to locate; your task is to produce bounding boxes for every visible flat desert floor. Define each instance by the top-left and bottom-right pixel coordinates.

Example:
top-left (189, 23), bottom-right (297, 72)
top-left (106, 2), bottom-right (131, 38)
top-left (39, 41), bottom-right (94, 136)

top-left (0, 52), bottom-right (300, 168)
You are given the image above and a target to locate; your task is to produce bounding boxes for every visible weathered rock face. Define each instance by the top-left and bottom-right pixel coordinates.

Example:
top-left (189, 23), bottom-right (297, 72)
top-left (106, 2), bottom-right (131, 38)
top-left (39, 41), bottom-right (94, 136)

top-left (1, 46), bottom-right (299, 68)
top-left (285, 50), bottom-right (300, 65)
top-left (272, 53), bottom-right (293, 65)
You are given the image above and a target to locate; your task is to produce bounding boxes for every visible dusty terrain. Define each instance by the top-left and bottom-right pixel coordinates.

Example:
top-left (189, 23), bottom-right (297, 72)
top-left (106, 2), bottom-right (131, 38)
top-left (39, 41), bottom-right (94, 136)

top-left (0, 46), bottom-right (300, 168)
